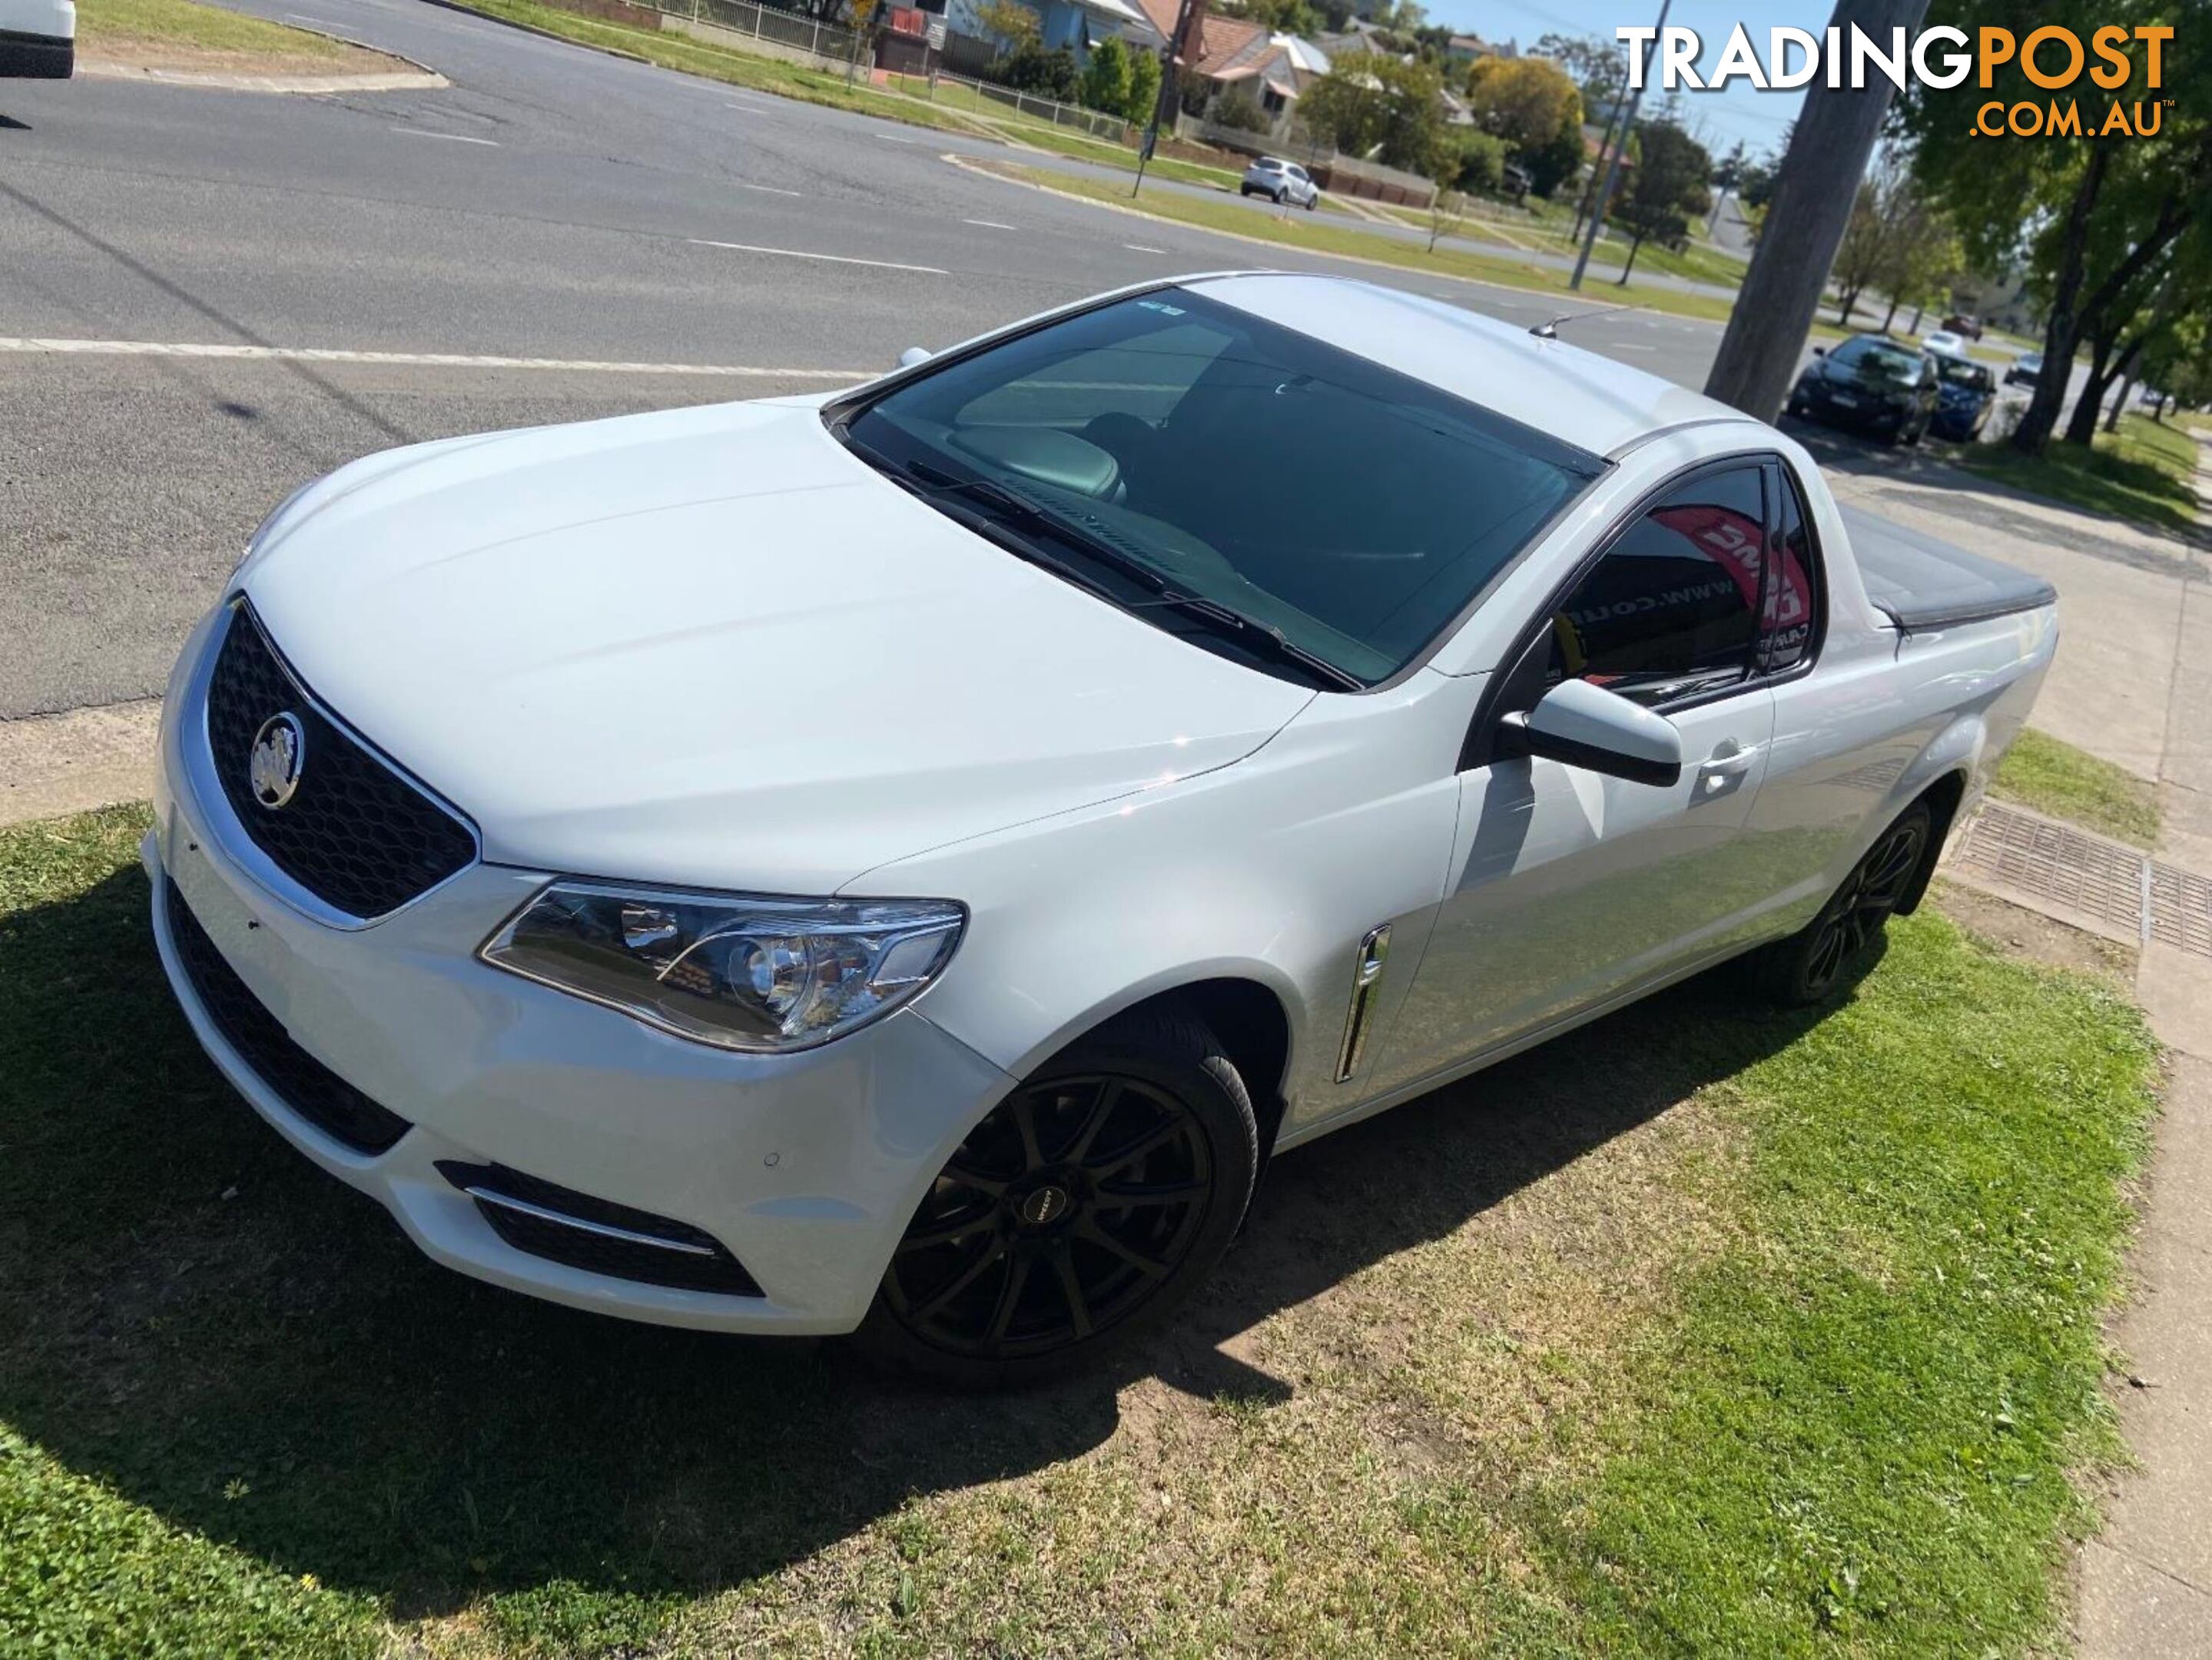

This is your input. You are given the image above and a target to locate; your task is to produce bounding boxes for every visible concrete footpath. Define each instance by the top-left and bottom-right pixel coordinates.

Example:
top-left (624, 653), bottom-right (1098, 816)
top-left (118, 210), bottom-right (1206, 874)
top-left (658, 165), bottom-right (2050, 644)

top-left (2070, 445), bottom-right (2212, 1657)
top-left (1792, 440), bottom-right (2212, 1650)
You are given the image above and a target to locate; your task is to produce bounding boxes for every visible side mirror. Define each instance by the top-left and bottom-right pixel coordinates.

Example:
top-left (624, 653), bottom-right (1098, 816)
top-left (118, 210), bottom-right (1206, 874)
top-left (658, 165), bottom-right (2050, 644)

top-left (1498, 679), bottom-right (1683, 787)
top-left (897, 346), bottom-right (932, 370)
top-left (1810, 344), bottom-right (1826, 357)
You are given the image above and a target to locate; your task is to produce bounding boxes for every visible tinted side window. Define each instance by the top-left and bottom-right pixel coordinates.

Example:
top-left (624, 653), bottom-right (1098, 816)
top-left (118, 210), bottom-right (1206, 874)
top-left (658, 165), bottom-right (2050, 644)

top-left (1759, 467), bottom-right (1821, 674)
top-left (1548, 466), bottom-right (1765, 706)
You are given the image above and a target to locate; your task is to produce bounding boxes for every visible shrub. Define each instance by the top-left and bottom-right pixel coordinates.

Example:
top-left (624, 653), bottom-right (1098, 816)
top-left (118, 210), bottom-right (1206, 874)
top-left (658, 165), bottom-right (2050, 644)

top-left (989, 42), bottom-right (1079, 101)
top-left (1078, 35), bottom-right (1130, 116)
top-left (1209, 85), bottom-right (1272, 133)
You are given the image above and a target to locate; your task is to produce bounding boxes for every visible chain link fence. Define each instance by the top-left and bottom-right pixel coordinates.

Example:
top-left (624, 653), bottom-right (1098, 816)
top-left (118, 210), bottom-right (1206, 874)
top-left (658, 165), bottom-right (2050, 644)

top-left (655, 0), bottom-right (860, 66)
top-left (879, 65), bottom-right (1136, 142)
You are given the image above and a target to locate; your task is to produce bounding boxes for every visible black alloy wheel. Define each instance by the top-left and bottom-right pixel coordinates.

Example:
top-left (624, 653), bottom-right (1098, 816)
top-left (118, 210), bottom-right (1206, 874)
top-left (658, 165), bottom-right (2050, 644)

top-left (1761, 802), bottom-right (1932, 1005)
top-left (859, 1009), bottom-right (1258, 1385)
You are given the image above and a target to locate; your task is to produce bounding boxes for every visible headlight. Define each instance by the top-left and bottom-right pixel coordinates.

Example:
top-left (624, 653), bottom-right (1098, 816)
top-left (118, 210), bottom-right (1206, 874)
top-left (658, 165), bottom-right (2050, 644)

top-left (480, 880), bottom-right (964, 1053)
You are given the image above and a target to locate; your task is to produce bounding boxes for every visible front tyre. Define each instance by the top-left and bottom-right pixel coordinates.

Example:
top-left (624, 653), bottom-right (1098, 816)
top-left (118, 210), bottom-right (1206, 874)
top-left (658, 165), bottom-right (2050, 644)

top-left (857, 1007), bottom-right (1259, 1386)
top-left (1756, 802), bottom-right (1932, 1006)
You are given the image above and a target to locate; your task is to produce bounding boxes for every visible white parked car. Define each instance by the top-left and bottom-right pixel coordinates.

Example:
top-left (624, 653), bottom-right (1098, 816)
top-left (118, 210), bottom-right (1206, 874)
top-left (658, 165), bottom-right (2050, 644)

top-left (1920, 329), bottom-right (1968, 359)
top-left (0, 0), bottom-right (73, 75)
top-left (1240, 156), bottom-right (1318, 209)
top-left (151, 274), bottom-right (2057, 1383)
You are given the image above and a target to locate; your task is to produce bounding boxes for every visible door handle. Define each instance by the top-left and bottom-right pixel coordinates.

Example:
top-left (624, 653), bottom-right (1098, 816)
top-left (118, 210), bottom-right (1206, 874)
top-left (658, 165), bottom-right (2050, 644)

top-left (1694, 745), bottom-right (1760, 800)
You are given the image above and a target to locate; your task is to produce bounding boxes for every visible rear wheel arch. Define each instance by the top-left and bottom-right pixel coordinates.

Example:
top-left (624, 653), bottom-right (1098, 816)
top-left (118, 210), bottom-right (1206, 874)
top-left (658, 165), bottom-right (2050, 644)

top-left (1894, 768), bottom-right (1968, 915)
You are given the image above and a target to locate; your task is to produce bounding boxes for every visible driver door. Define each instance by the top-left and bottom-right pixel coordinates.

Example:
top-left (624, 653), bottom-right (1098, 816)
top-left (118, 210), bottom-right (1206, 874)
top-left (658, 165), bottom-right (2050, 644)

top-left (1367, 460), bottom-right (1783, 1094)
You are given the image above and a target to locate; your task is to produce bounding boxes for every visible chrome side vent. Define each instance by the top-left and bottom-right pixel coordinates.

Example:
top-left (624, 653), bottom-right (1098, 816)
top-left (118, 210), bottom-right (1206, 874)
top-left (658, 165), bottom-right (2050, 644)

top-left (1334, 923), bottom-right (1393, 1083)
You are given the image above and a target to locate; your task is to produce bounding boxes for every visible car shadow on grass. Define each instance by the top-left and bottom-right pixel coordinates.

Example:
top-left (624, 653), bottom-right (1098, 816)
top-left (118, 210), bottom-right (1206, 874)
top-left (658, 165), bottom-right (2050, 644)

top-left (0, 858), bottom-right (1840, 1621)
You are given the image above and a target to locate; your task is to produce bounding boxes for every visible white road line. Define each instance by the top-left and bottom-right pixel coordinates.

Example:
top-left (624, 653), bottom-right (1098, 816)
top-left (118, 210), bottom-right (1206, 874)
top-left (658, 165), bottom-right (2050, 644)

top-left (1613, 343), bottom-right (1657, 352)
top-left (875, 132), bottom-right (918, 144)
top-left (736, 181), bottom-right (803, 197)
top-left (284, 13), bottom-right (343, 25)
top-left (688, 238), bottom-right (947, 274)
top-left (963, 218), bottom-right (1016, 230)
top-left (391, 126), bottom-right (499, 146)
top-left (725, 101), bottom-right (768, 112)
top-left (0, 337), bottom-right (867, 379)
top-left (1123, 244), bottom-right (1166, 254)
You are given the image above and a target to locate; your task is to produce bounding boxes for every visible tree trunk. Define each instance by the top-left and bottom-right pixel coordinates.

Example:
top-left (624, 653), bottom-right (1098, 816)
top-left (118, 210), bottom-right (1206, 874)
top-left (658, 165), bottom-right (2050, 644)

top-left (2062, 334), bottom-right (2117, 447)
top-left (1909, 304), bottom-right (1925, 331)
top-left (1836, 287), bottom-right (1862, 326)
top-left (1620, 231), bottom-right (1644, 284)
top-left (1702, 0), bottom-right (1931, 420)
top-left (2106, 378), bottom-right (2134, 432)
top-left (2011, 146), bottom-right (2109, 456)
top-left (1882, 294), bottom-right (1901, 330)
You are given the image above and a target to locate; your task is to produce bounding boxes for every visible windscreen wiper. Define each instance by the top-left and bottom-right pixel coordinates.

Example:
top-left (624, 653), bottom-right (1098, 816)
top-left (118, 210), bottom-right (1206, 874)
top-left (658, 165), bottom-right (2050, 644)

top-left (896, 460), bottom-right (1364, 692)
top-left (1139, 593), bottom-right (1365, 691)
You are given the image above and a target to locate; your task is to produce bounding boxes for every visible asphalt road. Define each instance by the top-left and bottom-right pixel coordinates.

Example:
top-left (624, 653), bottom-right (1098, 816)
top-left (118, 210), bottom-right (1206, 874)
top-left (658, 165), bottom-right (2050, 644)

top-left (0, 0), bottom-right (1832, 715)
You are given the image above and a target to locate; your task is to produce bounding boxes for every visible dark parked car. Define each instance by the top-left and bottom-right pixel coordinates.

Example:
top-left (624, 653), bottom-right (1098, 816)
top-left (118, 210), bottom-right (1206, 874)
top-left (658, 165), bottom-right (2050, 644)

top-left (1929, 353), bottom-right (1997, 440)
top-left (1787, 334), bottom-right (1940, 446)
top-left (2005, 352), bottom-right (2043, 389)
top-left (1942, 313), bottom-right (1985, 340)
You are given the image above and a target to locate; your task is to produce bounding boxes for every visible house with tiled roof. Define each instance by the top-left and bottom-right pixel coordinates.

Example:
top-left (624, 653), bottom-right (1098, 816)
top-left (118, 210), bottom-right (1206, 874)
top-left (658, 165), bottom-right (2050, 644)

top-left (1176, 12), bottom-right (1330, 134)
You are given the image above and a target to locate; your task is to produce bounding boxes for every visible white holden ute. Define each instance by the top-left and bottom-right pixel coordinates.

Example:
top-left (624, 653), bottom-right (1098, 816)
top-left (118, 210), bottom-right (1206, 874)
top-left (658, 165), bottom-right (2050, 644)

top-left (149, 274), bottom-right (2058, 1383)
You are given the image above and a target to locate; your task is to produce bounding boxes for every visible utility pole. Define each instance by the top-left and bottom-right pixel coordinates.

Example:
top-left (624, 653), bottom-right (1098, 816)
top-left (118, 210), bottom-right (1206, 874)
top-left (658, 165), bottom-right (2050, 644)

top-left (1568, 0), bottom-right (1667, 293)
top-left (1134, 0), bottom-right (1199, 198)
top-left (1570, 77), bottom-right (1632, 244)
top-left (1702, 0), bottom-right (1929, 420)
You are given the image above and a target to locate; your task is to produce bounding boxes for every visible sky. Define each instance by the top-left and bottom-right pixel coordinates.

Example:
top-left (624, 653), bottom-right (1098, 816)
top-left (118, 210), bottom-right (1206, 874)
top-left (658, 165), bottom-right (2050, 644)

top-left (1420, 0), bottom-right (1835, 159)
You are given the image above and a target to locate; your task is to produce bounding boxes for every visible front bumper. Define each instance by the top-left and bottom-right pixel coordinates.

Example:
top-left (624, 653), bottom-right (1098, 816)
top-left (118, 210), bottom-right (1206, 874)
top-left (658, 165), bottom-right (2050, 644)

top-left (0, 28), bottom-right (72, 76)
top-left (150, 606), bottom-right (1013, 1334)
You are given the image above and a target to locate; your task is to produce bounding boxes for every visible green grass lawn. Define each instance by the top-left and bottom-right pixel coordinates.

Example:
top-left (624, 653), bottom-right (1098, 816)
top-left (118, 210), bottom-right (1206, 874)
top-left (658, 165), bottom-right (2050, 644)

top-left (76, 0), bottom-right (367, 63)
top-left (1953, 412), bottom-right (2202, 534)
top-left (0, 805), bottom-right (2158, 1656)
top-left (991, 163), bottom-right (1750, 324)
top-left (1992, 728), bottom-right (2164, 848)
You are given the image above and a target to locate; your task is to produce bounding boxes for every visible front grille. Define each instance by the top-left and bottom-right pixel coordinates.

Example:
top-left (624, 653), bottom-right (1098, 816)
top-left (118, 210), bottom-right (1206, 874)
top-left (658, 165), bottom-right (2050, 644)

top-left (164, 878), bottom-right (414, 1154)
top-left (436, 1160), bottom-right (764, 1296)
top-left (204, 606), bottom-right (476, 919)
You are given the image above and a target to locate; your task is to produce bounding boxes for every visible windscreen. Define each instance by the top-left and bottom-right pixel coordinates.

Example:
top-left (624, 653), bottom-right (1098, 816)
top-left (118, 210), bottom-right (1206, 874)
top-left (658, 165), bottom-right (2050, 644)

top-left (1835, 337), bottom-right (1928, 383)
top-left (840, 287), bottom-right (1601, 685)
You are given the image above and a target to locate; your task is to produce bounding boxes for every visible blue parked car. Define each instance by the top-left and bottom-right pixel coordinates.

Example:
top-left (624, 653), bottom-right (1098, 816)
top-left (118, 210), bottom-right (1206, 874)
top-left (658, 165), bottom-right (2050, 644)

top-left (1928, 351), bottom-right (1997, 440)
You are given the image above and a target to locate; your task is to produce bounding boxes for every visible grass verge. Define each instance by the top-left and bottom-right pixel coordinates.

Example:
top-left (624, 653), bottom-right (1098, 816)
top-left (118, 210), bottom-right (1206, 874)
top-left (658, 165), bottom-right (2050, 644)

top-left (0, 805), bottom-right (2158, 1656)
top-left (1952, 412), bottom-right (2202, 534)
top-left (76, 0), bottom-right (390, 70)
top-left (1992, 727), bottom-right (2164, 848)
top-left (988, 161), bottom-right (1746, 324)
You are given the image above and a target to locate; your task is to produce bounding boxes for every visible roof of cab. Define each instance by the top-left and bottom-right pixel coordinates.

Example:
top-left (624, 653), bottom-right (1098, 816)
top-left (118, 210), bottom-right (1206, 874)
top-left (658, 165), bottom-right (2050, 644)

top-left (1186, 272), bottom-right (1760, 460)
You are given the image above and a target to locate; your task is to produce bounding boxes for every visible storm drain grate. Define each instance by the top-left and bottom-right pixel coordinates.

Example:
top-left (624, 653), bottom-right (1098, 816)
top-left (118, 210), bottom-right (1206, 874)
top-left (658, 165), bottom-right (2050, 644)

top-left (1945, 801), bottom-right (2212, 958)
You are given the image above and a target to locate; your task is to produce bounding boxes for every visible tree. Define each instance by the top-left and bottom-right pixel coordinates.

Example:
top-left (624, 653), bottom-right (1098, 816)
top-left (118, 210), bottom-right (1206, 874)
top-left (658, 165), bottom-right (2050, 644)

top-left (1736, 154), bottom-right (1778, 213)
top-left (1440, 127), bottom-right (1505, 198)
top-left (1124, 44), bottom-right (1161, 127)
top-left (1078, 35), bottom-right (1131, 116)
top-left (1826, 153), bottom-right (1952, 327)
top-left (1216, 0), bottom-right (1320, 38)
top-left (974, 0), bottom-right (1038, 49)
top-left (1297, 52), bottom-right (1446, 175)
top-left (1532, 30), bottom-right (1624, 108)
top-left (1462, 55), bottom-right (1580, 158)
top-left (1830, 182), bottom-right (1885, 325)
top-left (1522, 119), bottom-right (1586, 198)
top-left (1713, 140), bottom-right (1747, 193)
top-left (1903, 0), bottom-right (2212, 456)
top-left (1611, 121), bottom-right (1710, 282)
